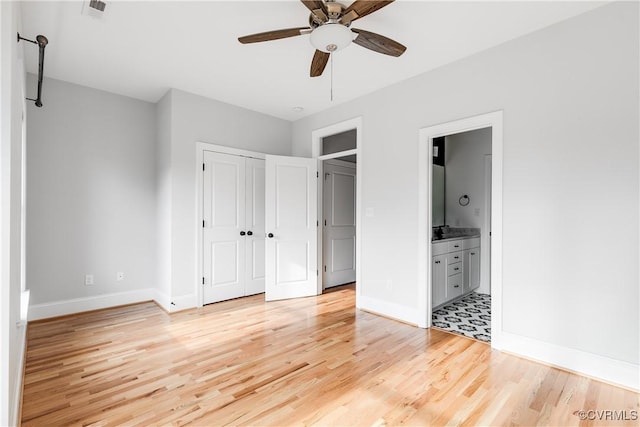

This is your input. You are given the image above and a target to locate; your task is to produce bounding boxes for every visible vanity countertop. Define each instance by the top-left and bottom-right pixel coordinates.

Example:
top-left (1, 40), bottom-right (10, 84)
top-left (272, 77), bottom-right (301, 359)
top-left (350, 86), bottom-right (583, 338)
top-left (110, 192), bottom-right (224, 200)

top-left (431, 227), bottom-right (480, 242)
top-left (432, 234), bottom-right (480, 243)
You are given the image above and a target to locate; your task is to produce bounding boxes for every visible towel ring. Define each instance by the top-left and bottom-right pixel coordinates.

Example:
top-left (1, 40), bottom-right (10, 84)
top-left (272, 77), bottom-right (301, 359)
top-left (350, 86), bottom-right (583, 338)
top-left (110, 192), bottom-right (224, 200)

top-left (459, 195), bottom-right (470, 206)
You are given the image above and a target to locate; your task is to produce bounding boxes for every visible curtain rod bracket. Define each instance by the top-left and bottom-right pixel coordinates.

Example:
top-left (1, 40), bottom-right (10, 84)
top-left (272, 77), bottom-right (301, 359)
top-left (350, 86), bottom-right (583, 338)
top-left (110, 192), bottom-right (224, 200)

top-left (17, 32), bottom-right (48, 108)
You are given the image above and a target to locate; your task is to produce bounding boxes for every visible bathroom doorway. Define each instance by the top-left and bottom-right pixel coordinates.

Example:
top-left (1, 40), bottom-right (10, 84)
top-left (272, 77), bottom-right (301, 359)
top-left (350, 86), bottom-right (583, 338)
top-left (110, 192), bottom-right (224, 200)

top-left (418, 111), bottom-right (504, 348)
top-left (430, 128), bottom-right (492, 342)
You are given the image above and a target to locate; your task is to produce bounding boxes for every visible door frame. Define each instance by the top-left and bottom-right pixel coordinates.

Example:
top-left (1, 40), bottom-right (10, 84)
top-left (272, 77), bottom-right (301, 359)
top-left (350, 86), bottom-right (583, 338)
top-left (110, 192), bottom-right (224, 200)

top-left (417, 111), bottom-right (504, 349)
top-left (311, 117), bottom-right (362, 305)
top-left (482, 154), bottom-right (492, 295)
top-left (195, 142), bottom-right (266, 307)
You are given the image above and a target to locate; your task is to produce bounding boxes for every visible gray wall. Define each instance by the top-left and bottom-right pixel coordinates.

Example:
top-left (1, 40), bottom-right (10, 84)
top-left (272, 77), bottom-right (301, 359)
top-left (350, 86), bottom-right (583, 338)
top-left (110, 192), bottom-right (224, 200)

top-left (445, 128), bottom-right (492, 295)
top-left (445, 128), bottom-right (491, 229)
top-left (26, 76), bottom-right (157, 303)
top-left (156, 91), bottom-right (172, 301)
top-left (162, 89), bottom-right (292, 300)
top-left (292, 2), bottom-right (638, 364)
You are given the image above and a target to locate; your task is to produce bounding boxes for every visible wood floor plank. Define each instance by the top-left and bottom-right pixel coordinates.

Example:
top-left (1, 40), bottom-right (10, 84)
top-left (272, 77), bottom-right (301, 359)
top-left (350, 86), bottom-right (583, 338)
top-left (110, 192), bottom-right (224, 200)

top-left (21, 285), bottom-right (639, 426)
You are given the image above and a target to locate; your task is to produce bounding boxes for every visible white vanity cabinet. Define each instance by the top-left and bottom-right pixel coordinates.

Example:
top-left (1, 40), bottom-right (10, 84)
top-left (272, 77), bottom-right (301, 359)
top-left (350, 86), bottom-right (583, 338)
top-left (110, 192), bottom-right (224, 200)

top-left (432, 236), bottom-right (480, 308)
top-left (432, 254), bottom-right (447, 307)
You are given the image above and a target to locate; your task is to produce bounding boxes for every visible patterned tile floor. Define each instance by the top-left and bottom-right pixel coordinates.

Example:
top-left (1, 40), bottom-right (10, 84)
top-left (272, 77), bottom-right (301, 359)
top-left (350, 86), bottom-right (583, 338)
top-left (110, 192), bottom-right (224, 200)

top-left (432, 292), bottom-right (491, 342)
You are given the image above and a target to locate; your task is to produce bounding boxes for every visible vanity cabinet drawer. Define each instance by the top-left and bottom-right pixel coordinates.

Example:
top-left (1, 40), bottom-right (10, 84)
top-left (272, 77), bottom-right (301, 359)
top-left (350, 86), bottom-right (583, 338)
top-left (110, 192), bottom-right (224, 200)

top-left (448, 240), bottom-right (463, 252)
top-left (432, 241), bottom-right (449, 256)
top-left (447, 261), bottom-right (462, 276)
top-left (448, 251), bottom-right (463, 264)
top-left (447, 273), bottom-right (463, 298)
top-left (463, 237), bottom-right (480, 249)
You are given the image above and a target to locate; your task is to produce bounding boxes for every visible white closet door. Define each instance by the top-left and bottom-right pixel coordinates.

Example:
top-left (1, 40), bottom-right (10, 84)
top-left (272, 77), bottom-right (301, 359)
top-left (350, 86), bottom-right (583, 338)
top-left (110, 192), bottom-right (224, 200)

top-left (203, 151), bottom-right (246, 304)
top-left (244, 158), bottom-right (266, 296)
top-left (265, 155), bottom-right (318, 301)
top-left (323, 162), bottom-right (356, 288)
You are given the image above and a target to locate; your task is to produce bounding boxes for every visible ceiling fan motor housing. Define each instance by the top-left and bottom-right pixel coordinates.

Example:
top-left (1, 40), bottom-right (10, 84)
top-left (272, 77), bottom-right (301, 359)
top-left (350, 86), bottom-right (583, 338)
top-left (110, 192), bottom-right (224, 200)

top-left (310, 23), bottom-right (353, 53)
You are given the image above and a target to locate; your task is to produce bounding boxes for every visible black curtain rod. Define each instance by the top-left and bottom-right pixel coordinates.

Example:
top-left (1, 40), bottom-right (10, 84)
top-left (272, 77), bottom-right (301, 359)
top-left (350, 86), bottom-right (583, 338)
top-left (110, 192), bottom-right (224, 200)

top-left (17, 32), bottom-right (48, 108)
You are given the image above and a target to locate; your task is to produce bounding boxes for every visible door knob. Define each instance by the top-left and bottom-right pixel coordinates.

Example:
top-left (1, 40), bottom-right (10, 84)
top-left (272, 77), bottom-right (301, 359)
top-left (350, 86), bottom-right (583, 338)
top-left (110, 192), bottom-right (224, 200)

top-left (240, 231), bottom-right (246, 236)
top-left (247, 231), bottom-right (253, 236)
top-left (267, 233), bottom-right (274, 238)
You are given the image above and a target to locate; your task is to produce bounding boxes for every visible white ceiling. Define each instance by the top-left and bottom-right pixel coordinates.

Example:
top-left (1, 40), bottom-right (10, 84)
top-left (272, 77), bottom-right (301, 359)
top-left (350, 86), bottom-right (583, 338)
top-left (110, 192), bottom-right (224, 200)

top-left (20, 1), bottom-right (606, 121)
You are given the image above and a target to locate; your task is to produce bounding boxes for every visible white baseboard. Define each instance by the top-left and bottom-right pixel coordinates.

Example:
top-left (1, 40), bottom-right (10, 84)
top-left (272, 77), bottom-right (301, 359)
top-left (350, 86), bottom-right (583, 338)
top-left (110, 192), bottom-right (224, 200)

top-left (153, 290), bottom-right (197, 313)
top-left (358, 295), bottom-right (420, 326)
top-left (28, 289), bottom-right (199, 321)
top-left (171, 293), bottom-right (197, 312)
top-left (501, 331), bottom-right (639, 391)
top-left (28, 288), bottom-right (156, 321)
top-left (153, 289), bottom-right (172, 312)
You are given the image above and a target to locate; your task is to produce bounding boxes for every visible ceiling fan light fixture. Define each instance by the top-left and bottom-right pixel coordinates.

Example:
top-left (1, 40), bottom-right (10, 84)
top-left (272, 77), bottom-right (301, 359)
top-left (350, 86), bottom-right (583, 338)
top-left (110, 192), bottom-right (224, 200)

top-left (310, 23), bottom-right (353, 53)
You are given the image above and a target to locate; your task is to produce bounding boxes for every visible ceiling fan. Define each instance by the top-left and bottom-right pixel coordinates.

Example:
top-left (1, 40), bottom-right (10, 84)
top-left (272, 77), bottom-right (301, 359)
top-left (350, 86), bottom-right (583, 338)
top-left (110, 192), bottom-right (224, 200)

top-left (238, 0), bottom-right (407, 77)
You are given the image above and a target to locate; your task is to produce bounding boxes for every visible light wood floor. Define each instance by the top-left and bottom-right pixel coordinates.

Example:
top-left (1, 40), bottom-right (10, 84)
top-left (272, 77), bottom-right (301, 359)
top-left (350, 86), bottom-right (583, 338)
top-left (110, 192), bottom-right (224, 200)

top-left (22, 285), bottom-right (638, 426)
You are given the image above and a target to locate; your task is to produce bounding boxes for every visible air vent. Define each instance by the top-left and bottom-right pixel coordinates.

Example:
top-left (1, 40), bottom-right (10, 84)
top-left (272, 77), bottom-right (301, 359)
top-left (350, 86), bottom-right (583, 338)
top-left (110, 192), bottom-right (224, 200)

top-left (82, 0), bottom-right (106, 18)
top-left (89, 0), bottom-right (106, 12)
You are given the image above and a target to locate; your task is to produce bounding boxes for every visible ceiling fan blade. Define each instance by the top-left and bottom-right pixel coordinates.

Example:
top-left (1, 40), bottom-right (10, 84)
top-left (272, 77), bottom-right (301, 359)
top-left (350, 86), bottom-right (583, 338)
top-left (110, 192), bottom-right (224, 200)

top-left (310, 50), bottom-right (330, 77)
top-left (343, 0), bottom-right (394, 22)
top-left (238, 27), bottom-right (311, 44)
top-left (352, 28), bottom-right (406, 57)
top-left (301, 0), bottom-right (327, 14)
top-left (339, 10), bottom-right (359, 25)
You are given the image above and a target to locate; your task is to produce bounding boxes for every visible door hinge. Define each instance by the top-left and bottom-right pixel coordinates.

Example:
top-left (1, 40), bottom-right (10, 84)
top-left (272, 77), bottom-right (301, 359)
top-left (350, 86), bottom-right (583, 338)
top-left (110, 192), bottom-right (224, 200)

top-left (324, 265), bottom-right (326, 272)
top-left (324, 219), bottom-right (326, 226)
top-left (202, 163), bottom-right (205, 171)
top-left (317, 270), bottom-right (319, 276)
top-left (202, 220), bottom-right (205, 228)
top-left (202, 277), bottom-right (205, 285)
top-left (317, 220), bottom-right (319, 227)
top-left (317, 171), bottom-right (319, 178)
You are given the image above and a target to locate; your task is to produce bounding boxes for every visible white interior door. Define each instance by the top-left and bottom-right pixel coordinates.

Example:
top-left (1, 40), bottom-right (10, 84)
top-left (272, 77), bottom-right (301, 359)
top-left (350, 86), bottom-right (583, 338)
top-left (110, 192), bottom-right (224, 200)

top-left (202, 151), bottom-right (246, 304)
top-left (323, 161), bottom-right (356, 288)
top-left (244, 158), bottom-right (266, 296)
top-left (265, 155), bottom-right (318, 301)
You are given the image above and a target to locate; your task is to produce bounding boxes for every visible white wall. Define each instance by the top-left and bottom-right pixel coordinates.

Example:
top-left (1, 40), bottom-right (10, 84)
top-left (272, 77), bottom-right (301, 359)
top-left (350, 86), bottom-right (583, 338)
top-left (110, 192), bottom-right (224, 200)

top-left (26, 76), bottom-right (157, 305)
top-left (445, 128), bottom-right (491, 294)
top-left (292, 1), bottom-right (638, 369)
top-left (162, 89), bottom-right (291, 303)
top-left (0, 2), bottom-right (27, 425)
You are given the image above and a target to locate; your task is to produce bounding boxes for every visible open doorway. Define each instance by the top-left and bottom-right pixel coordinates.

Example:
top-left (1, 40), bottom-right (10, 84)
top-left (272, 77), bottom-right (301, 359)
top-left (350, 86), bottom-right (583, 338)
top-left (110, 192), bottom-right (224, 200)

top-left (312, 118), bottom-right (362, 303)
top-left (418, 111), bottom-right (503, 348)
top-left (430, 128), bottom-right (492, 342)
top-left (322, 156), bottom-right (356, 290)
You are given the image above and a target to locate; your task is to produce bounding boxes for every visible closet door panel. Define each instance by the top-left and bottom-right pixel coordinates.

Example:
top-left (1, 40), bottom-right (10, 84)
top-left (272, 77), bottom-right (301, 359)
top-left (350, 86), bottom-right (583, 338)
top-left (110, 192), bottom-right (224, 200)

top-left (245, 158), bottom-right (266, 296)
top-left (203, 151), bottom-right (246, 304)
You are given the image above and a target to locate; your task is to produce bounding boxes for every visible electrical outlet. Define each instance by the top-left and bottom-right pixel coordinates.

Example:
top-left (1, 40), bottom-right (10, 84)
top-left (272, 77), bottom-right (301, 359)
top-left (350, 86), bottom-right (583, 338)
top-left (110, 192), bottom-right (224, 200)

top-left (116, 272), bottom-right (124, 281)
top-left (85, 274), bottom-right (94, 286)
